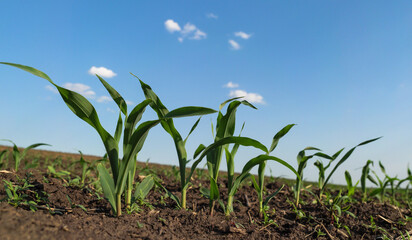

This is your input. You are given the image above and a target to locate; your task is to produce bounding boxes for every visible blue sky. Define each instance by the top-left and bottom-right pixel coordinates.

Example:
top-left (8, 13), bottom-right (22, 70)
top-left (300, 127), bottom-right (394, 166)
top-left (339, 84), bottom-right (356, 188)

top-left (1, 1), bottom-right (411, 185)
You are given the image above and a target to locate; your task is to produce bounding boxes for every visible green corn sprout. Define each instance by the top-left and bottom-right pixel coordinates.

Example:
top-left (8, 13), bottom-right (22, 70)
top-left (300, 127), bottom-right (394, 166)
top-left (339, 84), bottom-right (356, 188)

top-left (0, 150), bottom-right (8, 169)
top-left (316, 137), bottom-right (381, 199)
top-left (1, 62), bottom-right (208, 216)
top-left (0, 139), bottom-right (50, 172)
top-left (294, 147), bottom-right (322, 206)
top-left (361, 160), bottom-right (376, 202)
top-left (252, 124), bottom-right (295, 216)
top-left (137, 75), bottom-right (217, 209)
top-left (369, 161), bottom-right (399, 203)
top-left (344, 170), bottom-right (359, 198)
top-left (196, 97), bottom-right (256, 214)
top-left (194, 128), bottom-right (300, 215)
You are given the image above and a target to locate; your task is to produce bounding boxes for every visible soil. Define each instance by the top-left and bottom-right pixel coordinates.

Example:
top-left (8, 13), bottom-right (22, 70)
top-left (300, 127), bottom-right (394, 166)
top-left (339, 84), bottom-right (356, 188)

top-left (0, 146), bottom-right (411, 239)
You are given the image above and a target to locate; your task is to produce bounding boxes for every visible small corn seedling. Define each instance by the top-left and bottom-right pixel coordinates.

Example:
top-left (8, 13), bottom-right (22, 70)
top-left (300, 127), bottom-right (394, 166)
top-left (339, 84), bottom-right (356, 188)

top-left (0, 139), bottom-right (50, 172)
top-left (361, 160), bottom-right (376, 202)
top-left (1, 62), bottom-right (210, 216)
top-left (196, 97), bottom-right (256, 214)
top-left (344, 170), bottom-right (359, 198)
top-left (294, 147), bottom-right (322, 205)
top-left (369, 161), bottom-right (400, 203)
top-left (251, 124), bottom-right (295, 216)
top-left (315, 137), bottom-right (381, 200)
top-left (138, 77), bottom-right (216, 209)
top-left (194, 130), bottom-right (299, 215)
top-left (0, 150), bottom-right (8, 169)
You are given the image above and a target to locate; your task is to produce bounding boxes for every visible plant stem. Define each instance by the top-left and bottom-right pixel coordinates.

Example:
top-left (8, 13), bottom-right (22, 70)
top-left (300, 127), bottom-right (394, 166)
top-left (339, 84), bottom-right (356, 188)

top-left (181, 187), bottom-right (187, 209)
top-left (126, 187), bottom-right (132, 210)
top-left (116, 193), bottom-right (122, 217)
top-left (226, 195), bottom-right (234, 216)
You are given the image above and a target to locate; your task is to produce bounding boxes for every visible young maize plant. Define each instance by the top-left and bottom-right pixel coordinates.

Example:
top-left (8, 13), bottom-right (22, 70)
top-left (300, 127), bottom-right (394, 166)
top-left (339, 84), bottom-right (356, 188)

top-left (361, 160), bottom-right (376, 202)
top-left (196, 97), bottom-right (256, 215)
top-left (251, 123), bottom-right (296, 216)
top-left (344, 170), bottom-right (359, 198)
top-left (0, 139), bottom-right (50, 172)
top-left (317, 137), bottom-right (381, 199)
top-left (294, 147), bottom-right (322, 206)
top-left (1, 62), bottom-right (212, 216)
top-left (193, 100), bottom-right (299, 216)
top-left (137, 76), bottom-right (217, 209)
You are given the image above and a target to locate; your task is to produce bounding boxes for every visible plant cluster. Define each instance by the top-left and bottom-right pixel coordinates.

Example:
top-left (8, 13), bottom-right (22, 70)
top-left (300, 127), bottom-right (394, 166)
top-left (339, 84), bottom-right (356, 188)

top-left (1, 62), bottom-right (411, 236)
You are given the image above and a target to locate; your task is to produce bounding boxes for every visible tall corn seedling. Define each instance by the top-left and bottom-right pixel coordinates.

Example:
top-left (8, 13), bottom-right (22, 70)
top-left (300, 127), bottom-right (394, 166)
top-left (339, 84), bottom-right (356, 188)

top-left (1, 62), bottom-right (210, 216)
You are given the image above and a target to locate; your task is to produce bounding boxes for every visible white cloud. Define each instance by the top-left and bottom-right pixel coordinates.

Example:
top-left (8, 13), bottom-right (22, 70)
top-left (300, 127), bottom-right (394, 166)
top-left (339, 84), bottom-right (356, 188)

top-left (63, 83), bottom-right (96, 99)
top-left (165, 20), bottom-right (206, 42)
top-left (181, 23), bottom-right (197, 34)
top-left (126, 100), bottom-right (134, 105)
top-left (45, 85), bottom-right (58, 93)
top-left (224, 82), bottom-right (239, 88)
top-left (228, 39), bottom-right (240, 50)
top-left (235, 31), bottom-right (252, 40)
top-left (88, 66), bottom-right (117, 78)
top-left (97, 96), bottom-right (112, 103)
top-left (206, 13), bottom-right (218, 19)
top-left (192, 29), bottom-right (207, 40)
top-left (164, 19), bottom-right (181, 33)
top-left (229, 89), bottom-right (264, 104)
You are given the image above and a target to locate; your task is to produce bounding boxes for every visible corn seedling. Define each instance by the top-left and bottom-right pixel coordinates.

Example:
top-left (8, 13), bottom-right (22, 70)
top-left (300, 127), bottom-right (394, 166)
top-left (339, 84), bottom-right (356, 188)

top-left (251, 124), bottom-right (295, 216)
top-left (2, 62), bottom-right (204, 216)
top-left (316, 137), bottom-right (381, 199)
top-left (138, 76), bottom-right (217, 209)
top-left (344, 170), bottom-right (359, 198)
top-left (361, 160), bottom-right (376, 202)
top-left (0, 139), bottom-right (50, 172)
top-left (294, 147), bottom-right (322, 206)
top-left (369, 161), bottom-right (400, 203)
top-left (196, 98), bottom-right (255, 214)
top-left (0, 150), bottom-right (8, 169)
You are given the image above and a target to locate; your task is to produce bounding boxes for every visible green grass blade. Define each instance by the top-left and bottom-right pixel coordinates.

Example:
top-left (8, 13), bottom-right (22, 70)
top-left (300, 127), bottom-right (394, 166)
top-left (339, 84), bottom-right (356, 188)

top-left (96, 75), bottom-right (127, 115)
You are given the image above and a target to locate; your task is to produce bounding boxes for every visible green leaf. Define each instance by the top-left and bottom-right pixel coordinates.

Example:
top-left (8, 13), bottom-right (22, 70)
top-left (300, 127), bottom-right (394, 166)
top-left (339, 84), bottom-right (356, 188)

top-left (116, 120), bottom-right (161, 194)
top-left (0, 62), bottom-right (53, 82)
top-left (229, 154), bottom-right (299, 196)
top-left (193, 144), bottom-right (206, 159)
top-left (269, 124), bottom-right (295, 153)
top-left (133, 175), bottom-right (155, 201)
top-left (322, 137), bottom-right (381, 191)
top-left (345, 171), bottom-right (353, 188)
top-left (1, 62), bottom-right (121, 182)
top-left (163, 107), bottom-right (217, 119)
top-left (123, 99), bottom-right (152, 148)
top-left (153, 180), bottom-right (181, 208)
top-left (114, 112), bottom-right (123, 144)
top-left (209, 178), bottom-right (220, 201)
top-left (97, 164), bottom-right (117, 214)
top-left (184, 117), bottom-right (201, 145)
top-left (263, 185), bottom-right (284, 208)
top-left (96, 75), bottom-right (127, 115)
top-left (219, 97), bottom-right (243, 111)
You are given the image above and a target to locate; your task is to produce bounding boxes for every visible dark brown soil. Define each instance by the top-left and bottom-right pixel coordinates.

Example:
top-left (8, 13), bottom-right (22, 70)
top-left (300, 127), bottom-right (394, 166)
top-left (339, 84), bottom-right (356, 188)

top-left (0, 146), bottom-right (411, 239)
